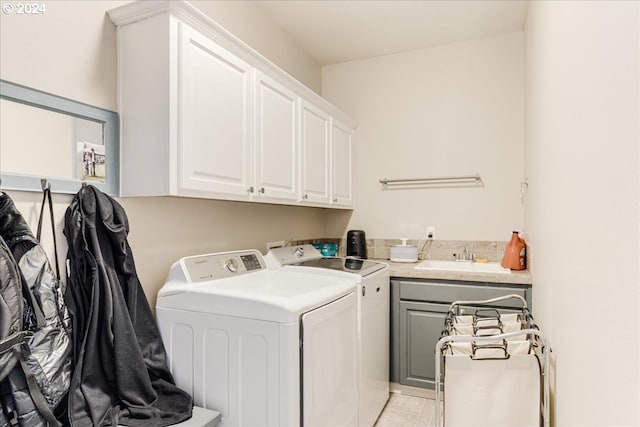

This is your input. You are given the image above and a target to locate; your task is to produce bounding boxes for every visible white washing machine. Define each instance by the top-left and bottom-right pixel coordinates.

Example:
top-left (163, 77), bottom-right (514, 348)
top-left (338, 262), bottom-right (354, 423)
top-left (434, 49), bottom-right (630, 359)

top-left (156, 249), bottom-right (358, 427)
top-left (266, 245), bottom-right (390, 427)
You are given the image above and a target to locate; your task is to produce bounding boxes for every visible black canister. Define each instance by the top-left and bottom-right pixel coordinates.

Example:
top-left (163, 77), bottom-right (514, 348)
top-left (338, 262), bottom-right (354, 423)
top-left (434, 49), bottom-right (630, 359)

top-left (346, 230), bottom-right (367, 259)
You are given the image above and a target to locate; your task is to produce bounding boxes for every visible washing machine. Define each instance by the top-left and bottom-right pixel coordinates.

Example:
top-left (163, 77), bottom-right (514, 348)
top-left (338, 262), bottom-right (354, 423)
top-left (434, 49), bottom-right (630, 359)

top-left (156, 249), bottom-right (358, 427)
top-left (266, 245), bottom-right (390, 427)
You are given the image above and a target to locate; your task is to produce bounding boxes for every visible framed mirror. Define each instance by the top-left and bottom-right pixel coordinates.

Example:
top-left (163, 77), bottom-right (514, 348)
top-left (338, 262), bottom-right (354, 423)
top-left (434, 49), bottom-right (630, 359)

top-left (0, 79), bottom-right (119, 195)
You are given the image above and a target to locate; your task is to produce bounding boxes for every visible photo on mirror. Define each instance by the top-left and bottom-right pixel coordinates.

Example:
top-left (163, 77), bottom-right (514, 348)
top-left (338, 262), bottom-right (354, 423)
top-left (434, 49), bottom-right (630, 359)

top-left (77, 141), bottom-right (106, 182)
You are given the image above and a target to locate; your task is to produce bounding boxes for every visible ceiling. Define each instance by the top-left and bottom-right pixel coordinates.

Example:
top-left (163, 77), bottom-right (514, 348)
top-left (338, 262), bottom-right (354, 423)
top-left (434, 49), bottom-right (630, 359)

top-left (254, 0), bottom-right (529, 66)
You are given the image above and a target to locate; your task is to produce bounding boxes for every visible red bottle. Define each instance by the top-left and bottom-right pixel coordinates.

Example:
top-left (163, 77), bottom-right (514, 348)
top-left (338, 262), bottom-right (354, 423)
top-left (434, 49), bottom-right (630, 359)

top-left (501, 231), bottom-right (526, 270)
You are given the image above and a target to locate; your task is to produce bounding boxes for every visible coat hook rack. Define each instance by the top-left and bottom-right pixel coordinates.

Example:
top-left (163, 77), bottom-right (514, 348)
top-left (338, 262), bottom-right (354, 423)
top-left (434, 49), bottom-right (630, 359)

top-left (40, 178), bottom-right (51, 191)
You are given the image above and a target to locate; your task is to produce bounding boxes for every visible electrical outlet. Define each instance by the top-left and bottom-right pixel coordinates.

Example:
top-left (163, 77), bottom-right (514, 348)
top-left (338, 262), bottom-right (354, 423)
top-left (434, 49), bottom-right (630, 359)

top-left (266, 240), bottom-right (285, 251)
top-left (426, 226), bottom-right (435, 239)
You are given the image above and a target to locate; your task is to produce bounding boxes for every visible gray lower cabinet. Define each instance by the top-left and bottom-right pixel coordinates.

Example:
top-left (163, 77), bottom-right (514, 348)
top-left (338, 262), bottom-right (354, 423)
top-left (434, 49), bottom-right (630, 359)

top-left (400, 301), bottom-right (447, 388)
top-left (390, 278), bottom-right (531, 389)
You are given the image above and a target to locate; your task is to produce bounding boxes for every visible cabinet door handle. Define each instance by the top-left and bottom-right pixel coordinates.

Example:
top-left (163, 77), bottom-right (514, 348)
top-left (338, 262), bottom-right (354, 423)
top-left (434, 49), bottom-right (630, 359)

top-left (248, 186), bottom-right (254, 194)
top-left (333, 197), bottom-right (338, 203)
top-left (376, 287), bottom-right (380, 292)
top-left (303, 194), bottom-right (308, 200)
top-left (260, 187), bottom-right (265, 194)
top-left (362, 286), bottom-right (366, 297)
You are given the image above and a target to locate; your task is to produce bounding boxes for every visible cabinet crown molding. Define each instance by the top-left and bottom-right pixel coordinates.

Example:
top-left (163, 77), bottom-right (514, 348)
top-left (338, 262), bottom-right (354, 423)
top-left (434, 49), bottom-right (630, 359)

top-left (107, 0), bottom-right (356, 129)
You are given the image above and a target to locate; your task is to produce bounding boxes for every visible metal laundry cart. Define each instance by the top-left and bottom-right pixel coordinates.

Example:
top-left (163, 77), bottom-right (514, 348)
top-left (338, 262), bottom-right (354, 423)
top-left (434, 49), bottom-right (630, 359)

top-left (434, 295), bottom-right (551, 427)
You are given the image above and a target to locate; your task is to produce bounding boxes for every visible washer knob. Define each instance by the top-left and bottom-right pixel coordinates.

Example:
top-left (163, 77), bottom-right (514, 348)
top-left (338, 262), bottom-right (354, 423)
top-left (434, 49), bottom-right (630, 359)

top-left (224, 258), bottom-right (239, 273)
top-left (294, 247), bottom-right (305, 257)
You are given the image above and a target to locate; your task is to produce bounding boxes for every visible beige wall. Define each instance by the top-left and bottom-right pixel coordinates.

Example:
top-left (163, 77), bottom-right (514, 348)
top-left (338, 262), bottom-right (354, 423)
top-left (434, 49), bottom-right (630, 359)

top-left (322, 32), bottom-right (525, 241)
top-left (0, 100), bottom-right (74, 177)
top-left (525, 1), bottom-right (640, 425)
top-left (0, 0), bottom-right (121, 110)
top-left (0, 0), bottom-right (327, 307)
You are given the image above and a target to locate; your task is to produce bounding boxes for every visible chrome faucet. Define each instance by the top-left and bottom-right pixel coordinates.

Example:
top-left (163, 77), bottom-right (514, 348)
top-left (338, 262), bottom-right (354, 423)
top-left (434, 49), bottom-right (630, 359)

top-left (453, 247), bottom-right (475, 262)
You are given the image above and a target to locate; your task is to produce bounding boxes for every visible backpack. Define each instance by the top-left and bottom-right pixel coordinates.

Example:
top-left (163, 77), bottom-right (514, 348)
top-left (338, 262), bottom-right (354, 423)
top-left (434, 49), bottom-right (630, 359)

top-left (0, 188), bottom-right (72, 426)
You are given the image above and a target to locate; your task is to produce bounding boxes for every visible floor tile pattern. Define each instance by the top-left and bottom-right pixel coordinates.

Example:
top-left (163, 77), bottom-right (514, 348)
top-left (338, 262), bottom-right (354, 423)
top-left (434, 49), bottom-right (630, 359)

top-left (374, 393), bottom-right (441, 427)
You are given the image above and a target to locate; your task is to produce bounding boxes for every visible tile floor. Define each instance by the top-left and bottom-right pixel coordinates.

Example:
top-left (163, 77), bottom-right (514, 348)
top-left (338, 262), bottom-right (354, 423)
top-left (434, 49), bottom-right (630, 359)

top-left (374, 393), bottom-right (442, 427)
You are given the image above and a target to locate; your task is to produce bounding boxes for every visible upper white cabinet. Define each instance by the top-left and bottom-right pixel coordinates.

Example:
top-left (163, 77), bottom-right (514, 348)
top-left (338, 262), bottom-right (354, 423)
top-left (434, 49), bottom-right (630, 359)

top-left (300, 100), bottom-right (331, 205)
top-left (179, 24), bottom-right (252, 198)
top-left (254, 71), bottom-right (298, 202)
top-left (109, 0), bottom-right (355, 208)
top-left (331, 120), bottom-right (353, 207)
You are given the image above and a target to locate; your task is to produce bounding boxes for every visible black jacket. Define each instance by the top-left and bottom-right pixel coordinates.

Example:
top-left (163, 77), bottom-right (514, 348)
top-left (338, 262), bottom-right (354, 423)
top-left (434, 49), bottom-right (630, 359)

top-left (64, 185), bottom-right (192, 426)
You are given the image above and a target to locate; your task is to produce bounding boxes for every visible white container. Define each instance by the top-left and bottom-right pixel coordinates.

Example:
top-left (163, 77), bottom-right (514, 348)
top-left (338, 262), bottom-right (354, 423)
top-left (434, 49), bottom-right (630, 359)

top-left (390, 239), bottom-right (418, 263)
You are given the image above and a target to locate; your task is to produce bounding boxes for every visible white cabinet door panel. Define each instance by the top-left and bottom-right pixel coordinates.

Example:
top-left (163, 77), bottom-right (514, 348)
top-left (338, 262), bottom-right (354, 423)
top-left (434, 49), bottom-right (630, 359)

top-left (179, 24), bottom-right (252, 197)
top-left (331, 120), bottom-right (353, 207)
top-left (300, 101), bottom-right (330, 204)
top-left (254, 72), bottom-right (298, 201)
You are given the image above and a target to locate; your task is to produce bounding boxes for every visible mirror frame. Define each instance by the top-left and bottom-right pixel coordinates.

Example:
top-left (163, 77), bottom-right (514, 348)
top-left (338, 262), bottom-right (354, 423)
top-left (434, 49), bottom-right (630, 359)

top-left (0, 79), bottom-right (119, 195)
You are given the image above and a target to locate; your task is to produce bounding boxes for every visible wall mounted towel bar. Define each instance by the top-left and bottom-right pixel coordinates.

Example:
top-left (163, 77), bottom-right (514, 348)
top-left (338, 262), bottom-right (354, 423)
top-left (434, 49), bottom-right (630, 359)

top-left (379, 174), bottom-right (483, 187)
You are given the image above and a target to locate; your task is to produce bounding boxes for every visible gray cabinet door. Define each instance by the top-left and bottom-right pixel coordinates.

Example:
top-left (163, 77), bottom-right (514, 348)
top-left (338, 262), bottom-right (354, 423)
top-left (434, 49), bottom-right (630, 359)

top-left (399, 301), bottom-right (448, 389)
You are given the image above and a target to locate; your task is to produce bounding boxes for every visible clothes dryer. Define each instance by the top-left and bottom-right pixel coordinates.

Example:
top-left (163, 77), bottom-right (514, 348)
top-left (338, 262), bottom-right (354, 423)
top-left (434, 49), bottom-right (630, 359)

top-left (156, 250), bottom-right (358, 427)
top-left (266, 245), bottom-right (390, 427)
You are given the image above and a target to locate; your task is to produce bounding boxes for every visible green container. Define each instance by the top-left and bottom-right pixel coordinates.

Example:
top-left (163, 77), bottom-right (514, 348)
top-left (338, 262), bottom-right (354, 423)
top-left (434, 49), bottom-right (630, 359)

top-left (312, 243), bottom-right (338, 257)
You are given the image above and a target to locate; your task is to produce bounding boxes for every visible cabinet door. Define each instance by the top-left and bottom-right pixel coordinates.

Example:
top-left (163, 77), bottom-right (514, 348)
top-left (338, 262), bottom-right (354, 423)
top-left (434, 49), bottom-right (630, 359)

top-left (254, 72), bottom-right (298, 201)
top-left (399, 301), bottom-right (448, 389)
top-left (178, 24), bottom-right (252, 198)
top-left (331, 120), bottom-right (353, 207)
top-left (299, 101), bottom-right (330, 204)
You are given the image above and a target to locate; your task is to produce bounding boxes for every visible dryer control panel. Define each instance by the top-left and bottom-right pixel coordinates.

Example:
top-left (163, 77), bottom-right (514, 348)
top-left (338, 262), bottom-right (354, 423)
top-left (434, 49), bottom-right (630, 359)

top-left (267, 244), bottom-right (323, 265)
top-left (182, 250), bottom-right (266, 282)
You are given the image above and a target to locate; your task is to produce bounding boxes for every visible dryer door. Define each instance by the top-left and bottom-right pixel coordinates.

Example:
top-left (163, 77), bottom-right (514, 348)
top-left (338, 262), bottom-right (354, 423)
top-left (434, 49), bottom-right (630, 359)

top-left (302, 292), bottom-right (358, 427)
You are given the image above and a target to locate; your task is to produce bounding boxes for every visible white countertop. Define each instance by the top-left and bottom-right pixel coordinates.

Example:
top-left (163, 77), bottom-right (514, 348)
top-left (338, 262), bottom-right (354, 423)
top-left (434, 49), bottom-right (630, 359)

top-left (376, 259), bottom-right (532, 285)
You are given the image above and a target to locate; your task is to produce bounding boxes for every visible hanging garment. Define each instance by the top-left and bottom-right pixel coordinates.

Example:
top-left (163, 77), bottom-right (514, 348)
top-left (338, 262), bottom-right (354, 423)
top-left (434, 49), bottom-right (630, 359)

top-left (0, 236), bottom-right (22, 381)
top-left (63, 185), bottom-right (192, 426)
top-left (0, 190), bottom-right (72, 426)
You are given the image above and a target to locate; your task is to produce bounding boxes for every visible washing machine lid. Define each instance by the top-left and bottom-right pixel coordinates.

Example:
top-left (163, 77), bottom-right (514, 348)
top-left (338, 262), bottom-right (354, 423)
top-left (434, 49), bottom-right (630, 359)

top-left (157, 250), bottom-right (355, 323)
top-left (292, 257), bottom-right (386, 278)
top-left (267, 245), bottom-right (386, 278)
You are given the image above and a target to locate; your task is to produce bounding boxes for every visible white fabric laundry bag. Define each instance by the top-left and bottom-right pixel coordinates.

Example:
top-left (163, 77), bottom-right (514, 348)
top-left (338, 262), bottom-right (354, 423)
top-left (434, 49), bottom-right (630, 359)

top-left (443, 340), bottom-right (541, 427)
